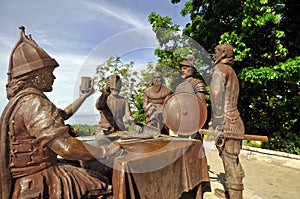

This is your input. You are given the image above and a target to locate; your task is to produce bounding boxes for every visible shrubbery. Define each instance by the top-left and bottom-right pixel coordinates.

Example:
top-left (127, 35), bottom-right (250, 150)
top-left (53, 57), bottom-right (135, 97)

top-left (71, 124), bottom-right (98, 136)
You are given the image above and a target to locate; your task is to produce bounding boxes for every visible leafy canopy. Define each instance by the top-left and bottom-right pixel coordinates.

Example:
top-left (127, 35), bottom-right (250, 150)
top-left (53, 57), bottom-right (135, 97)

top-left (148, 0), bottom-right (300, 154)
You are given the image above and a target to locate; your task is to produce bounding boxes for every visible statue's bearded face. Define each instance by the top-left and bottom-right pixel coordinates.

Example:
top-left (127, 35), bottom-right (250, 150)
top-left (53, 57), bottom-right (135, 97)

top-left (153, 72), bottom-right (163, 85)
top-left (213, 44), bottom-right (234, 65)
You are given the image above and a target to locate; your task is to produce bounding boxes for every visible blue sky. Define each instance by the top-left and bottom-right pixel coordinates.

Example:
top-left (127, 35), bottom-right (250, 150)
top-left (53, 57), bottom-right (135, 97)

top-left (0, 0), bottom-right (190, 124)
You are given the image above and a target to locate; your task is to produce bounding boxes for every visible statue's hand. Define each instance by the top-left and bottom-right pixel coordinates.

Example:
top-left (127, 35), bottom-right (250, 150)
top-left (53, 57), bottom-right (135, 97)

top-left (100, 79), bottom-right (111, 94)
top-left (80, 80), bottom-right (94, 98)
top-left (101, 86), bottom-right (111, 95)
top-left (145, 102), bottom-right (153, 112)
top-left (133, 124), bottom-right (143, 133)
top-left (106, 79), bottom-right (110, 89)
top-left (209, 123), bottom-right (224, 146)
top-left (105, 142), bottom-right (124, 158)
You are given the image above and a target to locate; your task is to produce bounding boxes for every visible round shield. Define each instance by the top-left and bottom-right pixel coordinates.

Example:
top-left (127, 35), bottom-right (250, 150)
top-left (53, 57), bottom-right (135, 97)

top-left (163, 92), bottom-right (207, 135)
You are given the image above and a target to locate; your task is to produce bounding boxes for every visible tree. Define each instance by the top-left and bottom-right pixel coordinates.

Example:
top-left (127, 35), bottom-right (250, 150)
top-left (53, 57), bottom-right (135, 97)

top-left (149, 0), bottom-right (300, 154)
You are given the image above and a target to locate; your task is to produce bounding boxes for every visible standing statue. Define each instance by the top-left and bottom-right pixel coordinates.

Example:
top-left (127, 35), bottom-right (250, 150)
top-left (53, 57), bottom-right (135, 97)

top-left (143, 71), bottom-right (172, 134)
top-left (175, 54), bottom-right (206, 103)
top-left (210, 44), bottom-right (245, 199)
top-left (175, 54), bottom-right (207, 138)
top-left (0, 26), bottom-right (121, 199)
top-left (95, 74), bottom-right (142, 137)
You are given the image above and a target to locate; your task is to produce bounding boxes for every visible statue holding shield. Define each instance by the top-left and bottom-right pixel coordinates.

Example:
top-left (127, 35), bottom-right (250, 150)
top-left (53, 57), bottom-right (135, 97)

top-left (167, 54), bottom-right (207, 139)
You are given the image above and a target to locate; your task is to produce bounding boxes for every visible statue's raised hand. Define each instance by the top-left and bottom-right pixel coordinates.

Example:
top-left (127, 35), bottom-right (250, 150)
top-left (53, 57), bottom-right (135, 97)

top-left (80, 79), bottom-right (94, 98)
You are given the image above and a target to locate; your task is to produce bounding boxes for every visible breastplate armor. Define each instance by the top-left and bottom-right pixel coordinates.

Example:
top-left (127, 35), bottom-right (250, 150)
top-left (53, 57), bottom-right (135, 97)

top-left (9, 130), bottom-right (57, 178)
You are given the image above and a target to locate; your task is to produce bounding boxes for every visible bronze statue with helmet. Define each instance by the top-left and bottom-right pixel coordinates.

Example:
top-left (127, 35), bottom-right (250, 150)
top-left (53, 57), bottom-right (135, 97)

top-left (0, 26), bottom-right (122, 199)
top-left (173, 54), bottom-right (207, 139)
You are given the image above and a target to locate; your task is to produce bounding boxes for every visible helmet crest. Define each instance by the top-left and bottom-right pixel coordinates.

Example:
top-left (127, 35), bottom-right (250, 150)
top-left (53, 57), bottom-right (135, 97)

top-left (8, 26), bottom-right (58, 80)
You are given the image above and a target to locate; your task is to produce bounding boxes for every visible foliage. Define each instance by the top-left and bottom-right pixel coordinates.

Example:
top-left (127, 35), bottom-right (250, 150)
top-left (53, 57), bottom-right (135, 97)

top-left (94, 56), bottom-right (139, 103)
top-left (71, 124), bottom-right (98, 136)
top-left (148, 12), bottom-right (214, 87)
top-left (148, 0), bottom-right (300, 154)
top-left (243, 141), bottom-right (262, 148)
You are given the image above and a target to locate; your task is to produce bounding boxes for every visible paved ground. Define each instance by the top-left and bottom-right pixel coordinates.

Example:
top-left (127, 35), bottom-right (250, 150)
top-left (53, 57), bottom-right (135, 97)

top-left (201, 141), bottom-right (300, 199)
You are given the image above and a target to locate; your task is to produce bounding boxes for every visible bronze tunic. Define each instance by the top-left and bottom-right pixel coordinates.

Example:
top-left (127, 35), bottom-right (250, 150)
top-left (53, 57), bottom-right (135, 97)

top-left (210, 61), bottom-right (245, 191)
top-left (143, 85), bottom-right (172, 108)
top-left (143, 85), bottom-right (172, 131)
top-left (96, 93), bottom-right (136, 133)
top-left (210, 62), bottom-right (245, 152)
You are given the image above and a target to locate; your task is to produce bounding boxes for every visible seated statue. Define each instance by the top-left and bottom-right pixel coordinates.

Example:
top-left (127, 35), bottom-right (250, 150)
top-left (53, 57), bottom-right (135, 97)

top-left (95, 74), bottom-right (142, 138)
top-left (0, 26), bottom-right (121, 199)
top-left (143, 71), bottom-right (172, 134)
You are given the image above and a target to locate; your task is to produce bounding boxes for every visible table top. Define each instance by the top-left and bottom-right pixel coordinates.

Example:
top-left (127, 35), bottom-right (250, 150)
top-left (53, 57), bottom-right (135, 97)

top-left (112, 137), bottom-right (210, 199)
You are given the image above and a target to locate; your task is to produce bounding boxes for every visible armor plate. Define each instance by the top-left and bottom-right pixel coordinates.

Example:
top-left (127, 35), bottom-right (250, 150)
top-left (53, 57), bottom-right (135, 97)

top-left (163, 92), bottom-right (207, 135)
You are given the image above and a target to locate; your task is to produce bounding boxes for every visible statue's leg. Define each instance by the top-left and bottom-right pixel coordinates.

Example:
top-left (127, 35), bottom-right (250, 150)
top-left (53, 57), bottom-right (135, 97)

top-left (221, 140), bottom-right (244, 199)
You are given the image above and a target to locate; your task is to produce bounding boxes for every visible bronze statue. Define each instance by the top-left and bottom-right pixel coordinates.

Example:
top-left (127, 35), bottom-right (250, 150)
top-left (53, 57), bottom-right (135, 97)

top-left (210, 44), bottom-right (245, 199)
top-left (175, 54), bottom-right (207, 138)
top-left (95, 74), bottom-right (142, 138)
top-left (143, 71), bottom-right (172, 134)
top-left (175, 54), bottom-right (206, 103)
top-left (0, 26), bottom-right (121, 199)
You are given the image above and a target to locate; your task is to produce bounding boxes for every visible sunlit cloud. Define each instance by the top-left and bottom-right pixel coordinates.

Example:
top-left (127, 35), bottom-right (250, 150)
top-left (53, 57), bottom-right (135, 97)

top-left (77, 0), bottom-right (148, 28)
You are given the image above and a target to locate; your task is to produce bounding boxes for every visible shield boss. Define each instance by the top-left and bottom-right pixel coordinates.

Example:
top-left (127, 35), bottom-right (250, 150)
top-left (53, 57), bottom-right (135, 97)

top-left (163, 92), bottom-right (207, 135)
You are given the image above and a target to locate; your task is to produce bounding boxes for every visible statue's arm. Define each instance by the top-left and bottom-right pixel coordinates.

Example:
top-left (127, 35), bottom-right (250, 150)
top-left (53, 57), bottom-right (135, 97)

top-left (163, 87), bottom-right (173, 103)
top-left (44, 126), bottom-right (121, 160)
top-left (48, 129), bottom-right (122, 160)
top-left (95, 92), bottom-right (109, 110)
top-left (194, 81), bottom-right (206, 103)
top-left (124, 100), bottom-right (135, 125)
top-left (124, 100), bottom-right (142, 132)
top-left (62, 85), bottom-right (94, 120)
top-left (49, 134), bottom-right (107, 160)
top-left (22, 94), bottom-right (121, 161)
top-left (62, 95), bottom-right (88, 120)
top-left (210, 68), bottom-right (226, 128)
top-left (143, 92), bottom-right (151, 112)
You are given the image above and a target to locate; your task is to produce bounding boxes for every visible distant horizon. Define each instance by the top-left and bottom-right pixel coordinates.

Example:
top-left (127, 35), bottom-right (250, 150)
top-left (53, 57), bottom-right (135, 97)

top-left (67, 113), bottom-right (100, 126)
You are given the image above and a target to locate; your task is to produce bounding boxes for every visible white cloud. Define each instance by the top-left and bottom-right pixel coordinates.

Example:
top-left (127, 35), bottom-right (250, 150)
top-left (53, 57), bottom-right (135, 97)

top-left (77, 0), bottom-right (148, 28)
